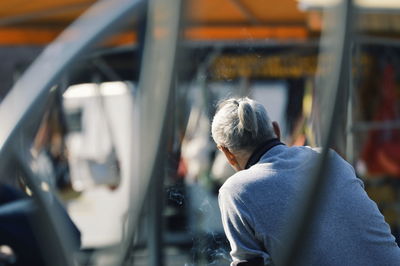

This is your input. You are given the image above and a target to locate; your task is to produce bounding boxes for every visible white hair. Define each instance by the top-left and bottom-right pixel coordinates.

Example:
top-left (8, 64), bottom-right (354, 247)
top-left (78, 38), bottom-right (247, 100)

top-left (211, 97), bottom-right (276, 152)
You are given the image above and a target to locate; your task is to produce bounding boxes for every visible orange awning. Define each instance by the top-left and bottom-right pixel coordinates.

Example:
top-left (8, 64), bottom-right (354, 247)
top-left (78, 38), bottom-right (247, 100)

top-left (0, 0), bottom-right (309, 45)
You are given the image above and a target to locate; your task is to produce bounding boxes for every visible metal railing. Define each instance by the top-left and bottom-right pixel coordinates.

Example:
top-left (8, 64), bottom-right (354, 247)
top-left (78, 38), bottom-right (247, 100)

top-left (0, 0), bottom-right (355, 265)
top-left (0, 0), bottom-right (146, 265)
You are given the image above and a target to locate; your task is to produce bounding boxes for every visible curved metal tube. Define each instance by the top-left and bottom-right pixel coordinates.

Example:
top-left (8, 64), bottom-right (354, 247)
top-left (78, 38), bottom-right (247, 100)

top-left (118, 0), bottom-right (183, 264)
top-left (0, 0), bottom-right (143, 265)
top-left (0, 0), bottom-right (142, 158)
top-left (278, 0), bottom-right (355, 265)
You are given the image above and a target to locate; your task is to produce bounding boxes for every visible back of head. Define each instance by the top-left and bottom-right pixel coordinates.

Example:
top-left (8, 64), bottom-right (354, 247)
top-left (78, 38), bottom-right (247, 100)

top-left (211, 97), bottom-right (275, 152)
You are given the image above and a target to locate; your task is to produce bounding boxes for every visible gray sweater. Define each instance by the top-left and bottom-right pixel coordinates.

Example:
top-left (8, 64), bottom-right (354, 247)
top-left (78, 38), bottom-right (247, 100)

top-left (219, 145), bottom-right (400, 265)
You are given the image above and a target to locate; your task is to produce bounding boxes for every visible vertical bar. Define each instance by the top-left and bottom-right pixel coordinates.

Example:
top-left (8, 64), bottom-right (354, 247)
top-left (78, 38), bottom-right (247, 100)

top-left (148, 163), bottom-right (165, 266)
top-left (278, 0), bottom-right (356, 265)
top-left (120, 0), bottom-right (183, 264)
top-left (346, 44), bottom-right (355, 163)
top-left (148, 76), bottom-right (175, 266)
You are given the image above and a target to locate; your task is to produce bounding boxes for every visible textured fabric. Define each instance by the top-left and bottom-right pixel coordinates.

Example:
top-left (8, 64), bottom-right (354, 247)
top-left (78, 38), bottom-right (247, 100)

top-left (219, 145), bottom-right (400, 266)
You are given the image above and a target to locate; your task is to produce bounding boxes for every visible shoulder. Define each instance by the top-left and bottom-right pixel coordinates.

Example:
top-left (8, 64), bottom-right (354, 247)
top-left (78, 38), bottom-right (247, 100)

top-left (219, 169), bottom-right (252, 198)
top-left (287, 146), bottom-right (352, 168)
top-left (273, 145), bottom-right (319, 159)
top-left (220, 166), bottom-right (267, 189)
top-left (219, 165), bottom-right (278, 205)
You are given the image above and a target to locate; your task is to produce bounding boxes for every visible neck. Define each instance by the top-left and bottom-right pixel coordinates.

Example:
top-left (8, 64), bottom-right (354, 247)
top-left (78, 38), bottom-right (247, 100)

top-left (236, 152), bottom-right (252, 170)
top-left (244, 138), bottom-right (284, 169)
top-left (234, 151), bottom-right (252, 171)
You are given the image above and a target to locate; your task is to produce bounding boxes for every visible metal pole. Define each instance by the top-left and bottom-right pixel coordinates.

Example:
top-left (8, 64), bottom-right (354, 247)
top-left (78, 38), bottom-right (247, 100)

top-left (148, 160), bottom-right (165, 266)
top-left (346, 44), bottom-right (355, 164)
top-left (277, 0), bottom-right (356, 265)
top-left (147, 76), bottom-right (177, 266)
top-left (119, 0), bottom-right (183, 264)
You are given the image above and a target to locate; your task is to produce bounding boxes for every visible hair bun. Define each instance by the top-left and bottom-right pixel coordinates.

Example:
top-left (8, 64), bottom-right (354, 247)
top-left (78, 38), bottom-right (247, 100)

top-left (237, 99), bottom-right (258, 138)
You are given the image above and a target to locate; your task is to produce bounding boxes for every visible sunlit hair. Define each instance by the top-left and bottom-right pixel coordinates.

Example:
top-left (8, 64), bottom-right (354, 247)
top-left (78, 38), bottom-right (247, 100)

top-left (211, 97), bottom-right (276, 152)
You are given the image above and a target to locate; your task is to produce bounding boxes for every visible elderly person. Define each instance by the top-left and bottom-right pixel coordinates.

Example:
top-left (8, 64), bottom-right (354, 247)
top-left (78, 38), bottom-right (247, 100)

top-left (211, 97), bottom-right (400, 266)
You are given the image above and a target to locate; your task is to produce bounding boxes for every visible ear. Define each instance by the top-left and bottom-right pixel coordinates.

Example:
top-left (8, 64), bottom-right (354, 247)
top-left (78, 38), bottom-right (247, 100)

top-left (272, 121), bottom-right (281, 140)
top-left (219, 146), bottom-right (241, 171)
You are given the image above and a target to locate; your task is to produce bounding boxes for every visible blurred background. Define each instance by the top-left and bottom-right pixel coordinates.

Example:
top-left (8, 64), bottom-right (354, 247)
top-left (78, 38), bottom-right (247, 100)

top-left (0, 0), bottom-right (400, 265)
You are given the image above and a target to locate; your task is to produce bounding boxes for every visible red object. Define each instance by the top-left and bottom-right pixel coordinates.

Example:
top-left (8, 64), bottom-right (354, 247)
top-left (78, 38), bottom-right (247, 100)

top-left (361, 64), bottom-right (400, 177)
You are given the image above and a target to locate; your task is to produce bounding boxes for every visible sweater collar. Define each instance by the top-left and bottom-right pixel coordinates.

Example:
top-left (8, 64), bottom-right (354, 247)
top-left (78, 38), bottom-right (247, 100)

top-left (244, 138), bottom-right (284, 169)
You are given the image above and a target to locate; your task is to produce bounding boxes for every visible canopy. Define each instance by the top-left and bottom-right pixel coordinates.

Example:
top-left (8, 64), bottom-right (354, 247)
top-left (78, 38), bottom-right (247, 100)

top-left (0, 0), bottom-right (399, 46)
top-left (0, 0), bottom-right (308, 45)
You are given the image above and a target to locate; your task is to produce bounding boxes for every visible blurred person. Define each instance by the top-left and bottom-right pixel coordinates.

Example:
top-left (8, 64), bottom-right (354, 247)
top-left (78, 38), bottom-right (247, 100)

top-left (32, 95), bottom-right (72, 192)
top-left (211, 97), bottom-right (400, 266)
